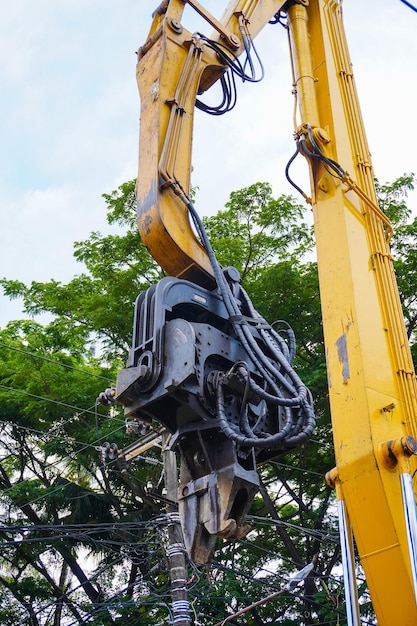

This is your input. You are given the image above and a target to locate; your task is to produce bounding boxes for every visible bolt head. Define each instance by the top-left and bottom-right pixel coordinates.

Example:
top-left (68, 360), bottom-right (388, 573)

top-left (229, 33), bottom-right (240, 47)
top-left (169, 18), bottom-right (183, 34)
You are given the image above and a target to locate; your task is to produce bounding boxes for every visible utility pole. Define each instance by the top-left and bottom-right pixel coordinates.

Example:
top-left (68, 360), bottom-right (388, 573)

top-left (162, 432), bottom-right (192, 626)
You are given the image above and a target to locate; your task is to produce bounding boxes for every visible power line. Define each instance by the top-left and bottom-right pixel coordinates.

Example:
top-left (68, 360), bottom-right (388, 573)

top-left (0, 518), bottom-right (174, 541)
top-left (207, 560), bottom-right (362, 624)
top-left (34, 552), bottom-right (139, 624)
top-left (0, 383), bottom-right (99, 417)
top-left (400, 0), bottom-right (417, 12)
top-left (269, 459), bottom-right (327, 479)
top-left (0, 382), bottom-right (362, 624)
top-left (2, 520), bottom-right (171, 624)
top-left (0, 524), bottom-right (357, 626)
top-left (0, 416), bottom-right (129, 454)
top-left (246, 514), bottom-right (339, 544)
top-left (0, 411), bottom-right (165, 513)
top-left (0, 409), bottom-right (339, 546)
top-left (0, 421), bottom-right (129, 506)
top-left (0, 507), bottom-right (365, 625)
top-left (0, 407), bottom-right (334, 543)
top-left (0, 379), bottom-right (130, 429)
top-left (0, 341), bottom-right (114, 382)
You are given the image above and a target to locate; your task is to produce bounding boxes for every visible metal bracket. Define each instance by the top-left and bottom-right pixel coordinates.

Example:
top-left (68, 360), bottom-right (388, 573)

top-left (178, 429), bottom-right (258, 564)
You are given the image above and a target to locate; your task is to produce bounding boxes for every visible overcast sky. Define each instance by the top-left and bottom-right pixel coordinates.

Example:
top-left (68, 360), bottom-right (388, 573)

top-left (1, 0), bottom-right (416, 328)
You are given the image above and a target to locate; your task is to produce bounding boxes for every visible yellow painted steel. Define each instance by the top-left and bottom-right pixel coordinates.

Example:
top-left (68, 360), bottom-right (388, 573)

top-left (136, 1), bottom-right (417, 621)
top-left (135, 3), bottom-right (216, 287)
top-left (135, 0), bottom-right (285, 286)
top-left (287, 1), bottom-right (417, 622)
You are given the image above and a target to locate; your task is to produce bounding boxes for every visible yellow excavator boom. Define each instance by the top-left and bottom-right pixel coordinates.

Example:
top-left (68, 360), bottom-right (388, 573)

top-left (286, 2), bottom-right (417, 623)
top-left (124, 1), bottom-right (417, 622)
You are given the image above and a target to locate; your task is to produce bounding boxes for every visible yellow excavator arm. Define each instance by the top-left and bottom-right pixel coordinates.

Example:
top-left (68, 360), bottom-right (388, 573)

top-left (117, 1), bottom-right (417, 622)
top-left (136, 0), bottom-right (288, 286)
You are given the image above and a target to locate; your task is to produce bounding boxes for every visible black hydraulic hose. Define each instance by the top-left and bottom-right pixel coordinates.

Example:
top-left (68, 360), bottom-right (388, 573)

top-left (305, 124), bottom-right (345, 178)
top-left (216, 381), bottom-right (315, 449)
top-left (234, 292), bottom-right (306, 398)
top-left (240, 406), bottom-right (258, 438)
top-left (188, 200), bottom-right (274, 395)
top-left (300, 138), bottom-right (343, 182)
top-left (198, 34), bottom-right (263, 84)
top-left (246, 373), bottom-right (308, 407)
top-left (217, 381), bottom-right (292, 446)
top-left (196, 72), bottom-right (237, 115)
top-left (226, 286), bottom-right (293, 395)
top-left (238, 286), bottom-right (295, 363)
top-left (194, 31), bottom-right (264, 116)
top-left (272, 321), bottom-right (296, 363)
top-left (185, 195), bottom-right (315, 448)
top-left (240, 27), bottom-right (265, 83)
top-left (188, 198), bottom-right (303, 384)
top-left (285, 144), bottom-right (310, 199)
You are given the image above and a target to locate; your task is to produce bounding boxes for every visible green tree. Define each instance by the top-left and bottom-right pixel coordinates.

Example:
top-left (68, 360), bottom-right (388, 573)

top-left (0, 319), bottom-right (165, 625)
top-left (0, 175), bottom-right (414, 624)
top-left (375, 174), bottom-right (417, 356)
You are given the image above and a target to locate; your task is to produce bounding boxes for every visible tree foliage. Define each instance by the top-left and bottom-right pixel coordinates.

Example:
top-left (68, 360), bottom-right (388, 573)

top-left (0, 174), bottom-right (415, 624)
top-left (376, 174), bottom-right (417, 356)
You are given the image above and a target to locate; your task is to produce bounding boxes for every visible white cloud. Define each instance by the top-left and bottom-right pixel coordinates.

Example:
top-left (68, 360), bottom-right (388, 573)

top-left (1, 185), bottom-right (100, 279)
top-left (1, 0), bottom-right (416, 328)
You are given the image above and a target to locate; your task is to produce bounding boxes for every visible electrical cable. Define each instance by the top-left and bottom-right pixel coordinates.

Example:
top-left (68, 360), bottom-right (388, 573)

top-left (0, 380), bottom-right (330, 616)
top-left (208, 560), bottom-right (367, 624)
top-left (236, 537), bottom-right (369, 590)
top-left (59, 536), bottom-right (173, 626)
top-left (0, 383), bottom-right (99, 418)
top-left (400, 0), bottom-right (417, 12)
top-left (35, 553), bottom-right (157, 626)
top-left (0, 423), bottom-right (142, 509)
top-left (270, 458), bottom-right (328, 479)
top-left (246, 514), bottom-right (339, 544)
top-left (2, 516), bottom-right (172, 624)
top-left (0, 341), bottom-right (114, 382)
top-left (0, 506), bottom-right (366, 625)
top-left (0, 421), bottom-right (128, 507)
top-left (0, 512), bottom-right (342, 573)
top-left (0, 518), bottom-right (175, 534)
top-left (0, 416), bottom-right (126, 463)
top-left (0, 413), bottom-right (165, 517)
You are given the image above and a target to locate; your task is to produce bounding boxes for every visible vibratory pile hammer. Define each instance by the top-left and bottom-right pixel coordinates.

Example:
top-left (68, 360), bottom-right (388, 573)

top-left (113, 2), bottom-right (417, 623)
top-left (116, 0), bottom-right (316, 565)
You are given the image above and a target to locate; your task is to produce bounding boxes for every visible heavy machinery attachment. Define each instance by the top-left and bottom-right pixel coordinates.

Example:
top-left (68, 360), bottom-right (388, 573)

top-left (117, 268), bottom-right (314, 562)
top-left (113, 0), bottom-right (417, 621)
